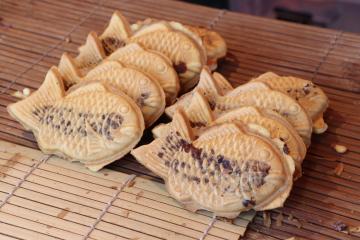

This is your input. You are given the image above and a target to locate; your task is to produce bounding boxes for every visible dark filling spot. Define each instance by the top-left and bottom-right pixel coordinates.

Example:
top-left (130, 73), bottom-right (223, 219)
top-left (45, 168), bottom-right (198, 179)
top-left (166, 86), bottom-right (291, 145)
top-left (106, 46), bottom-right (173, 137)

top-left (283, 143), bottom-right (290, 155)
top-left (101, 37), bottom-right (125, 56)
top-left (242, 199), bottom-right (256, 207)
top-left (303, 83), bottom-right (312, 95)
top-left (208, 100), bottom-right (216, 110)
top-left (189, 121), bottom-right (207, 128)
top-left (173, 61), bottom-right (187, 74)
top-left (136, 92), bottom-right (150, 107)
top-left (158, 152), bottom-right (164, 158)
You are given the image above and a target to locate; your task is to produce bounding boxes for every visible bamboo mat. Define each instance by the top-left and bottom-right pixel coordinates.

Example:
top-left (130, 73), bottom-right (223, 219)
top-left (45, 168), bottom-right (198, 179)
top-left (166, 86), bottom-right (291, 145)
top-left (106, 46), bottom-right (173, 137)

top-left (0, 140), bottom-right (254, 240)
top-left (0, 0), bottom-right (359, 239)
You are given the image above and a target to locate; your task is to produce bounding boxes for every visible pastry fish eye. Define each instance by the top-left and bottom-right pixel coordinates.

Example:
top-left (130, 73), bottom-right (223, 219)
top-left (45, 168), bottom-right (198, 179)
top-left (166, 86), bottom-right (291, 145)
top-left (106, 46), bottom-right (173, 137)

top-left (120, 106), bottom-right (129, 113)
top-left (157, 63), bottom-right (167, 73)
top-left (182, 42), bottom-right (192, 51)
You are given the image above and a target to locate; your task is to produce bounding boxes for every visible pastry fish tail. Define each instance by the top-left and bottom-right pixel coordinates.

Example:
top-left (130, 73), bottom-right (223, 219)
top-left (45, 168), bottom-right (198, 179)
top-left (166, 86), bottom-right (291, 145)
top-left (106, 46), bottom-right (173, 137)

top-left (7, 67), bottom-right (65, 131)
top-left (100, 11), bottom-right (132, 55)
top-left (132, 109), bottom-right (193, 178)
top-left (58, 52), bottom-right (82, 87)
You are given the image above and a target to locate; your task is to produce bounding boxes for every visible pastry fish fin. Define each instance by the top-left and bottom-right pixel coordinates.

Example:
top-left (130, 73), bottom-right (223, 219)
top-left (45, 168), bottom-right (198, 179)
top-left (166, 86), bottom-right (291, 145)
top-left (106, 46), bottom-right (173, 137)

top-left (197, 67), bottom-right (221, 96)
top-left (215, 106), bottom-right (261, 124)
top-left (226, 81), bottom-right (270, 97)
top-left (76, 32), bottom-right (106, 65)
top-left (152, 123), bottom-right (169, 139)
top-left (85, 121), bottom-right (105, 155)
top-left (7, 67), bottom-right (65, 131)
top-left (85, 60), bottom-right (124, 80)
top-left (66, 82), bottom-right (108, 98)
top-left (58, 53), bottom-right (82, 87)
top-left (169, 109), bottom-right (194, 142)
top-left (197, 123), bottom-right (242, 141)
top-left (185, 90), bottom-right (214, 126)
top-left (101, 11), bottom-right (132, 43)
top-left (252, 72), bottom-right (280, 82)
top-left (107, 43), bottom-right (144, 61)
top-left (132, 21), bottom-right (172, 38)
top-left (212, 72), bottom-right (233, 94)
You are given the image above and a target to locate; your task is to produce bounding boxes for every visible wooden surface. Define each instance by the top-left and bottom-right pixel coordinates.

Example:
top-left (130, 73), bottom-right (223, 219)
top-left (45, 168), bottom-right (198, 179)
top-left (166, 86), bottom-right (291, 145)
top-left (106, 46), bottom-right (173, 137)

top-left (0, 140), bottom-right (254, 240)
top-left (0, 0), bottom-right (360, 239)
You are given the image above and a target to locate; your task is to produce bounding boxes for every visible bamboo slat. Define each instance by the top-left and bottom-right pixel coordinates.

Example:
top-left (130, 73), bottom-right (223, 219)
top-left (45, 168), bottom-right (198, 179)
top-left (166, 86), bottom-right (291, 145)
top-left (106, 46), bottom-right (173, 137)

top-left (0, 0), bottom-right (360, 239)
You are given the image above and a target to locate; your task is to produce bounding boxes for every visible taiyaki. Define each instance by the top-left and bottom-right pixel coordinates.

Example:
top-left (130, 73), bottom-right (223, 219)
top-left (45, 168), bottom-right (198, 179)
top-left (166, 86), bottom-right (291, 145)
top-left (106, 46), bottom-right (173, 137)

top-left (166, 68), bottom-right (312, 146)
top-left (58, 34), bottom-right (179, 105)
top-left (101, 13), bottom-right (206, 90)
top-left (131, 18), bottom-right (227, 71)
top-left (70, 61), bottom-right (166, 126)
top-left (58, 32), bottom-right (106, 87)
top-left (108, 43), bottom-right (180, 105)
top-left (251, 72), bottom-right (329, 134)
top-left (131, 109), bottom-right (294, 218)
top-left (7, 67), bottom-right (144, 171)
top-left (154, 91), bottom-right (306, 179)
top-left (128, 21), bottom-right (207, 91)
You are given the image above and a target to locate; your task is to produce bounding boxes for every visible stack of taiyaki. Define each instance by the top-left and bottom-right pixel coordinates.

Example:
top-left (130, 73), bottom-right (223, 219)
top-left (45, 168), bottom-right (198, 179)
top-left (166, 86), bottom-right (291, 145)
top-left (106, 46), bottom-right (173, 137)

top-left (132, 68), bottom-right (329, 218)
top-left (8, 10), bottom-right (330, 218)
top-left (8, 11), bottom-right (226, 171)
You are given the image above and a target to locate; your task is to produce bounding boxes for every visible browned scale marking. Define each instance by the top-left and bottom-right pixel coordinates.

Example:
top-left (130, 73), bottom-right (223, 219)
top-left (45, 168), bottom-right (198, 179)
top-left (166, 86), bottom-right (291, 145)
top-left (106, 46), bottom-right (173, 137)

top-left (32, 105), bottom-right (123, 140)
top-left (157, 131), bottom-right (271, 207)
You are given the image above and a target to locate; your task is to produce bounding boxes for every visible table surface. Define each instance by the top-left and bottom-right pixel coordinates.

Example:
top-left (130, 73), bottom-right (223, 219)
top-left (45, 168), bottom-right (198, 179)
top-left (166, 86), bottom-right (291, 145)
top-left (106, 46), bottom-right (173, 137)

top-left (0, 0), bottom-right (360, 239)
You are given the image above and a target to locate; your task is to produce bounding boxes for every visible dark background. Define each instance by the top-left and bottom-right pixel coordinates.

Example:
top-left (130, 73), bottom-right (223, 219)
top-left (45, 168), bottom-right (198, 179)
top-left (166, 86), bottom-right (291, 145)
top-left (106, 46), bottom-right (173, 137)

top-left (182, 0), bottom-right (360, 33)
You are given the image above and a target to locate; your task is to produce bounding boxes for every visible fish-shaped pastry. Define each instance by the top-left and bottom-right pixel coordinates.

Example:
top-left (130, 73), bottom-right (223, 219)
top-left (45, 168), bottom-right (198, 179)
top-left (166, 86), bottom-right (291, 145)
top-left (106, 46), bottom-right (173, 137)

top-left (69, 61), bottom-right (166, 127)
top-left (251, 72), bottom-right (329, 134)
top-left (131, 109), bottom-right (294, 218)
top-left (131, 18), bottom-right (227, 71)
top-left (58, 34), bottom-right (179, 105)
top-left (58, 32), bottom-right (106, 87)
top-left (129, 21), bottom-right (206, 91)
top-left (101, 13), bottom-right (206, 91)
top-left (166, 68), bottom-right (313, 146)
top-left (154, 91), bottom-right (306, 179)
top-left (108, 43), bottom-right (180, 105)
top-left (8, 67), bottom-right (144, 171)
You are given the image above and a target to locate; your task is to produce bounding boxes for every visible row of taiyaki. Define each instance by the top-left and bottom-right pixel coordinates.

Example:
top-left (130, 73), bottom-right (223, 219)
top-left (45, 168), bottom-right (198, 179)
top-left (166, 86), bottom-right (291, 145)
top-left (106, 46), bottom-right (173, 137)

top-left (58, 11), bottom-right (227, 106)
top-left (8, 10), bottom-right (329, 218)
top-left (8, 11), bottom-right (227, 171)
top-left (131, 68), bottom-right (329, 218)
